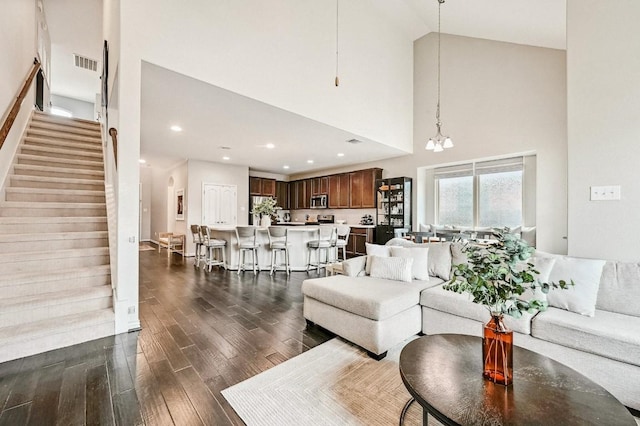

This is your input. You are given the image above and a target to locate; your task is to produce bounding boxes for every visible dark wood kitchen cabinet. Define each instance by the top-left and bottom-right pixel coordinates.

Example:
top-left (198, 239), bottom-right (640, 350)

top-left (275, 181), bottom-right (289, 209)
top-left (290, 180), bottom-right (310, 210)
top-left (349, 168), bottom-right (382, 208)
top-left (328, 174), bottom-right (350, 208)
top-left (249, 177), bottom-right (276, 197)
top-left (346, 226), bottom-right (374, 258)
top-left (312, 177), bottom-right (329, 195)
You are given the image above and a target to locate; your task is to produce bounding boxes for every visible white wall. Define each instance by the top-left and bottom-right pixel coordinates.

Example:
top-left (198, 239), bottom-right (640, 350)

top-left (567, 0), bottom-right (640, 261)
top-left (0, 0), bottom-right (37, 191)
top-left (149, 161), bottom-right (188, 244)
top-left (186, 160), bottom-right (250, 255)
top-left (139, 166), bottom-right (152, 241)
top-left (51, 94), bottom-right (95, 120)
top-left (293, 34), bottom-right (568, 254)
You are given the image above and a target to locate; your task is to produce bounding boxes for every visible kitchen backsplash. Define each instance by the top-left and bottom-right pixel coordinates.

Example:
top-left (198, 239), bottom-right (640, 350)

top-left (290, 208), bottom-right (377, 225)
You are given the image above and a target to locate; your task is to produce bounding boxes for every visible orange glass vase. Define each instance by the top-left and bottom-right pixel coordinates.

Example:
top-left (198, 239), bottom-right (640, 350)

top-left (482, 314), bottom-right (513, 386)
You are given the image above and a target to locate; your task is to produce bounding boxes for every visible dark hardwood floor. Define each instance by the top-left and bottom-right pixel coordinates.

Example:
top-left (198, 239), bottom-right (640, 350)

top-left (0, 249), bottom-right (334, 425)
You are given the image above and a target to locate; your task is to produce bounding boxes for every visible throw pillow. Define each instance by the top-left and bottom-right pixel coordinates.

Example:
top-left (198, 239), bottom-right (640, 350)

top-left (390, 246), bottom-right (429, 281)
top-left (341, 256), bottom-right (367, 277)
top-left (369, 256), bottom-right (413, 283)
top-left (450, 242), bottom-right (468, 267)
top-left (365, 243), bottom-right (393, 274)
top-left (518, 256), bottom-right (557, 302)
top-left (545, 255), bottom-right (606, 317)
top-left (426, 242), bottom-right (452, 280)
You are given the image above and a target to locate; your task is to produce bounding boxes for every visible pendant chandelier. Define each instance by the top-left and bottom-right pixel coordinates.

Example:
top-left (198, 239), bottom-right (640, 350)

top-left (426, 0), bottom-right (453, 153)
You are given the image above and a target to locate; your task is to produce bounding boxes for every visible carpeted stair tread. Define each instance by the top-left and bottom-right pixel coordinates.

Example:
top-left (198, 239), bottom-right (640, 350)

top-left (13, 164), bottom-right (104, 178)
top-left (10, 174), bottom-right (105, 188)
top-left (0, 201), bottom-right (106, 209)
top-left (21, 144), bottom-right (103, 158)
top-left (33, 111), bottom-right (100, 127)
top-left (17, 153), bottom-right (103, 168)
top-left (0, 264), bottom-right (111, 286)
top-left (0, 308), bottom-right (114, 343)
top-left (26, 129), bottom-right (101, 144)
top-left (0, 216), bottom-right (107, 224)
top-left (24, 135), bottom-right (102, 152)
top-left (0, 230), bottom-right (107, 242)
top-left (0, 246), bottom-right (109, 264)
top-left (0, 286), bottom-right (112, 312)
top-left (29, 121), bottom-right (101, 137)
top-left (5, 187), bottom-right (105, 197)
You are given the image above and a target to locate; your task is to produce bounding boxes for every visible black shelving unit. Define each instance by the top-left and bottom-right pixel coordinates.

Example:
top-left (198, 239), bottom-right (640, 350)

top-left (375, 177), bottom-right (412, 244)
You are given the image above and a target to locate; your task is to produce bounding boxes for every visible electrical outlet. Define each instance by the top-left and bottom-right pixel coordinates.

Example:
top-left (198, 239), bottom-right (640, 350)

top-left (590, 185), bottom-right (621, 201)
top-left (128, 236), bottom-right (136, 243)
top-left (128, 306), bottom-right (136, 314)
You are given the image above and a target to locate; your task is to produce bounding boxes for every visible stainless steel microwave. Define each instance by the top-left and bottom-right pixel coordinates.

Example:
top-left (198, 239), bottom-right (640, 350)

top-left (310, 194), bottom-right (328, 209)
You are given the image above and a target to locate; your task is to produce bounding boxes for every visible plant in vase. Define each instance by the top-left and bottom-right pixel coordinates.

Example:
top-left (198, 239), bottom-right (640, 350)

top-left (444, 229), bottom-right (573, 386)
top-left (251, 198), bottom-right (280, 227)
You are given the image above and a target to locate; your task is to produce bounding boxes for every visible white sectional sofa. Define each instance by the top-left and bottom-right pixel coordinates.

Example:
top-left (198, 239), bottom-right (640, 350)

top-left (301, 240), bottom-right (640, 411)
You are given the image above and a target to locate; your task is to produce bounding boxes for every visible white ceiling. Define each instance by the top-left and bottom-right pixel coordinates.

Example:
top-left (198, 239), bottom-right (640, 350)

top-left (45, 0), bottom-right (567, 173)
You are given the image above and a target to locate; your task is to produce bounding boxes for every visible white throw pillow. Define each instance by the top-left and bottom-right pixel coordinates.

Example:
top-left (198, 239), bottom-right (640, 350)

top-left (341, 256), bottom-right (367, 277)
top-left (545, 255), bottom-right (606, 317)
top-left (519, 256), bottom-right (557, 302)
top-left (390, 246), bottom-right (429, 281)
top-left (369, 256), bottom-right (413, 283)
top-left (426, 242), bottom-right (452, 280)
top-left (365, 243), bottom-right (392, 274)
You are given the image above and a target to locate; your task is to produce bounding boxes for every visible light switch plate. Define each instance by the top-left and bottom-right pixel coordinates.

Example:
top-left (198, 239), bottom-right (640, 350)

top-left (590, 185), bottom-right (621, 201)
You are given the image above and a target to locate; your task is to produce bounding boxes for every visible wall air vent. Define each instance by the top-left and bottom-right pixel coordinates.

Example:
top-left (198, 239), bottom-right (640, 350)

top-left (73, 54), bottom-right (98, 72)
top-left (346, 138), bottom-right (363, 144)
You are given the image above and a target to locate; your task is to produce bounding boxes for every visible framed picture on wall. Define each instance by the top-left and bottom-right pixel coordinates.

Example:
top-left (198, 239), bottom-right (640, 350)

top-left (176, 188), bottom-right (184, 221)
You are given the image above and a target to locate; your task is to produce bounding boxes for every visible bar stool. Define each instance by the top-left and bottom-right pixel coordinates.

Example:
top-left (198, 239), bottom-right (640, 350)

top-left (200, 225), bottom-right (227, 271)
top-left (335, 225), bottom-right (350, 261)
top-left (307, 225), bottom-right (337, 273)
top-left (236, 226), bottom-right (259, 274)
top-left (190, 224), bottom-right (205, 268)
top-left (267, 226), bottom-right (291, 275)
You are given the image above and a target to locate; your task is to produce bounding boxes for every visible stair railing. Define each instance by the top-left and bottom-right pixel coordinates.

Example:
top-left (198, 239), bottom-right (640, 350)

top-left (108, 127), bottom-right (117, 169)
top-left (0, 59), bottom-right (41, 150)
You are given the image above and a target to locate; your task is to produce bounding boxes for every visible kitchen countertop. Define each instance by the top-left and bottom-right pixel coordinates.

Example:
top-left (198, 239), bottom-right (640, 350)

top-left (210, 223), bottom-right (377, 231)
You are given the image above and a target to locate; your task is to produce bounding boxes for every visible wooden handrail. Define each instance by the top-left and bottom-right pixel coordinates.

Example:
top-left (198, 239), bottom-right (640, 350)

top-left (0, 58), bottom-right (41, 150)
top-left (108, 127), bottom-right (118, 169)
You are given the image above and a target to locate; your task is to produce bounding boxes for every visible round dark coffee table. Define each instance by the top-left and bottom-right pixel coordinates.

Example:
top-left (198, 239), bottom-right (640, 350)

top-left (399, 334), bottom-right (636, 425)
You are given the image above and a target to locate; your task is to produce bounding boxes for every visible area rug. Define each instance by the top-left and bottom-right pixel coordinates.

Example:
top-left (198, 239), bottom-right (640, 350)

top-left (139, 243), bottom-right (156, 252)
top-left (222, 337), bottom-right (426, 426)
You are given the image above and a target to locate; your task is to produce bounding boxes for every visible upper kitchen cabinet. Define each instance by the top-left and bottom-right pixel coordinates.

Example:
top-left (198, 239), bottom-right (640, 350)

top-left (275, 181), bottom-right (289, 209)
top-left (349, 168), bottom-right (382, 208)
top-left (311, 177), bottom-right (329, 195)
top-left (290, 180), bottom-right (309, 210)
top-left (249, 177), bottom-right (276, 197)
top-left (328, 174), bottom-right (350, 208)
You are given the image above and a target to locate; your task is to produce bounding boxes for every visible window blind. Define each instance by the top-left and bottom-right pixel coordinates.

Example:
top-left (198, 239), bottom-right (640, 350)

top-left (433, 163), bottom-right (473, 179)
top-left (475, 157), bottom-right (524, 175)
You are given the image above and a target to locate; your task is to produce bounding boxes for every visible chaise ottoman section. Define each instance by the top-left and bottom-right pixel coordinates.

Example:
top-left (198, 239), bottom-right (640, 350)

top-left (302, 275), bottom-right (436, 358)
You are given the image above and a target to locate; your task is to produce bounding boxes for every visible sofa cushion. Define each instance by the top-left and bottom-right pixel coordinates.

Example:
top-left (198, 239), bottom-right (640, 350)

top-left (365, 243), bottom-right (393, 274)
top-left (420, 284), bottom-right (534, 335)
top-left (302, 275), bottom-right (436, 321)
top-left (390, 246), bottom-right (429, 281)
top-left (519, 255), bottom-right (557, 302)
top-left (596, 261), bottom-right (640, 317)
top-left (426, 242), bottom-right (452, 280)
top-left (531, 307), bottom-right (640, 367)
top-left (369, 256), bottom-right (413, 283)
top-left (543, 255), bottom-right (606, 317)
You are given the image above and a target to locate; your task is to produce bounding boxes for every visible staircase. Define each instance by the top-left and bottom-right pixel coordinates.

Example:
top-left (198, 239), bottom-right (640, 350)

top-left (0, 111), bottom-right (115, 363)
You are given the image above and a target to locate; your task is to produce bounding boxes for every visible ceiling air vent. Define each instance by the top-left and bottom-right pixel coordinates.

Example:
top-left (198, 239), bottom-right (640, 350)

top-left (73, 54), bottom-right (98, 72)
top-left (346, 138), bottom-right (363, 144)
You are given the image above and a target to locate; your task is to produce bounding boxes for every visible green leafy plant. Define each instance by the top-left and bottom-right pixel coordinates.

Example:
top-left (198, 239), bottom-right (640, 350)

top-left (251, 197), bottom-right (279, 217)
top-left (444, 229), bottom-right (573, 318)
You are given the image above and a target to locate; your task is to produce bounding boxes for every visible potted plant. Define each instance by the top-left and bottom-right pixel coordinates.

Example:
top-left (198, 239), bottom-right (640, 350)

top-left (444, 229), bottom-right (572, 385)
top-left (251, 198), bottom-right (279, 227)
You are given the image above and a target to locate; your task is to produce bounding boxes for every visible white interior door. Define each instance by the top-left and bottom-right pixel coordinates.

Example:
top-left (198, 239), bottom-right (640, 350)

top-left (203, 183), bottom-right (237, 226)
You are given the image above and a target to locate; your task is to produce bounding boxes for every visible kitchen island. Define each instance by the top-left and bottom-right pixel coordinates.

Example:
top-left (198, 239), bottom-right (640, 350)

top-left (208, 225), bottom-right (331, 272)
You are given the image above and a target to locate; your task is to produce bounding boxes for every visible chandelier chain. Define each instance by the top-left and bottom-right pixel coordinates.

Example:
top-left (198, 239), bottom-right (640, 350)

top-left (436, 0), bottom-right (442, 124)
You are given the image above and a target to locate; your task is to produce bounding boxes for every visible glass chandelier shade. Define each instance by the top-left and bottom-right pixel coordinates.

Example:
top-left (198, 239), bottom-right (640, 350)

top-left (426, 0), bottom-right (453, 152)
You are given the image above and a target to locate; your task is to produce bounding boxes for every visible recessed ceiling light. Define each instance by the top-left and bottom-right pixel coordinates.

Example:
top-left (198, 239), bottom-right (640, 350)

top-left (139, 159), bottom-right (146, 164)
top-left (307, 160), bottom-right (314, 164)
top-left (337, 153), bottom-right (345, 157)
top-left (222, 156), bottom-right (230, 160)
top-left (283, 165), bottom-right (290, 169)
top-left (170, 125), bottom-right (182, 132)
top-left (265, 143), bottom-right (275, 149)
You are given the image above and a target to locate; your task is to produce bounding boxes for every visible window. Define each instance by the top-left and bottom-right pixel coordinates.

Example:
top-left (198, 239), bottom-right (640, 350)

top-left (435, 156), bottom-right (525, 228)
